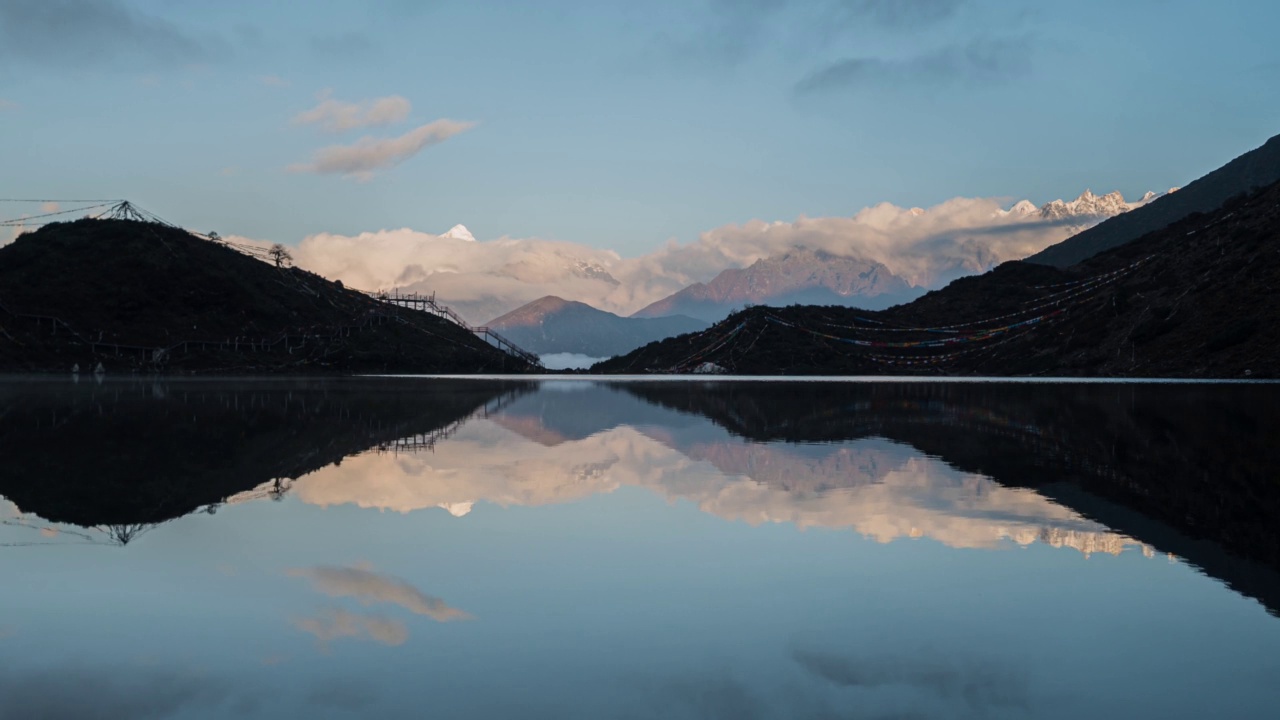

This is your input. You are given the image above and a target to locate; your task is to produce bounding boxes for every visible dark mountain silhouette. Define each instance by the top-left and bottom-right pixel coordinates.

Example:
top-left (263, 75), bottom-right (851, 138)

top-left (1027, 133), bottom-right (1280, 267)
top-left (631, 249), bottom-right (920, 323)
top-left (617, 380), bottom-right (1280, 615)
top-left (596, 178), bottom-right (1280, 377)
top-left (0, 219), bottom-right (535, 374)
top-left (486, 296), bottom-right (707, 357)
top-left (0, 378), bottom-right (531, 530)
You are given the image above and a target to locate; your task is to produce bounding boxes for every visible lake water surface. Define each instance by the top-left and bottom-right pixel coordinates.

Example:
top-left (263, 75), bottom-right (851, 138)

top-left (2, 378), bottom-right (1279, 719)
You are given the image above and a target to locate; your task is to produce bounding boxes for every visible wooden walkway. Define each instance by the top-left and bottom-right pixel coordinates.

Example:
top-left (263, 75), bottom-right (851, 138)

top-left (377, 290), bottom-right (542, 368)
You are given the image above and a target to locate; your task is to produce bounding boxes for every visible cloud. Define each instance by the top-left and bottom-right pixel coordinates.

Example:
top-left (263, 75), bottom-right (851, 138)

top-left (796, 37), bottom-right (1033, 94)
top-left (0, 99), bottom-right (17, 111)
top-left (287, 119), bottom-right (474, 180)
top-left (0, 663), bottom-right (246, 720)
top-left (0, 0), bottom-right (217, 70)
top-left (259, 74), bottom-right (289, 88)
top-left (292, 90), bottom-right (411, 133)
top-left (293, 608), bottom-right (409, 650)
top-left (288, 565), bottom-right (471, 622)
top-left (240, 188), bottom-right (1120, 323)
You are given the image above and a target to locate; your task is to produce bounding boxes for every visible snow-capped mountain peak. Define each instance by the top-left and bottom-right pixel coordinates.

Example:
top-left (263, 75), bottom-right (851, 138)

top-left (1039, 189), bottom-right (1131, 221)
top-left (442, 224), bottom-right (476, 242)
top-left (1004, 200), bottom-right (1039, 216)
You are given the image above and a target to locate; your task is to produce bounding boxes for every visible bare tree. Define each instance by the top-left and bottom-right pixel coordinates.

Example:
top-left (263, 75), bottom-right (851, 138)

top-left (268, 243), bottom-right (293, 268)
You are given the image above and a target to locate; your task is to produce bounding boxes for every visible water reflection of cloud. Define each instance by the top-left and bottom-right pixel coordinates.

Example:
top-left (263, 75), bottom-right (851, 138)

top-left (288, 565), bottom-right (471, 622)
top-left (293, 608), bottom-right (409, 650)
top-left (793, 649), bottom-right (1030, 712)
top-left (272, 421), bottom-right (1148, 558)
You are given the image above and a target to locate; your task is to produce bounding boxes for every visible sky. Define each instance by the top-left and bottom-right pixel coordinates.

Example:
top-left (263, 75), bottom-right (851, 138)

top-left (1, 0), bottom-right (1278, 258)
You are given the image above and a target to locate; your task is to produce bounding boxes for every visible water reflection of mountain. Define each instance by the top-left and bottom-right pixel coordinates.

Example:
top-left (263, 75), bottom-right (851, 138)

top-left (0, 378), bottom-right (530, 531)
top-left (281, 384), bottom-right (1145, 555)
top-left (620, 381), bottom-right (1280, 614)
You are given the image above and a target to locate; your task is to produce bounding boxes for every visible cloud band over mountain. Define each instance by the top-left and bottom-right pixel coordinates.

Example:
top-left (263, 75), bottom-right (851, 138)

top-left (233, 190), bottom-right (1141, 322)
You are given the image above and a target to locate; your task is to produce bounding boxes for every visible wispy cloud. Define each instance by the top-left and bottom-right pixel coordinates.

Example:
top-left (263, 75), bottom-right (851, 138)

top-left (288, 119), bottom-right (475, 181)
top-left (0, 99), bottom-right (17, 112)
top-left (0, 0), bottom-right (219, 69)
top-left (795, 37), bottom-right (1033, 94)
top-left (259, 74), bottom-right (289, 88)
top-left (288, 565), bottom-right (471, 622)
top-left (293, 90), bottom-right (412, 133)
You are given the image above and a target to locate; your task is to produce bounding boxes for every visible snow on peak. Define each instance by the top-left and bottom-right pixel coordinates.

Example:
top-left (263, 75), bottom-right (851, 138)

top-left (442, 224), bottom-right (476, 242)
top-left (438, 501), bottom-right (474, 517)
top-left (1002, 200), bottom-right (1039, 216)
top-left (1039, 189), bottom-right (1132, 221)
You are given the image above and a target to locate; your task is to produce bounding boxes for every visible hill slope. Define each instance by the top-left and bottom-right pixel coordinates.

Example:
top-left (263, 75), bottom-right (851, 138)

top-left (631, 249), bottom-right (920, 323)
top-left (0, 219), bottom-right (533, 374)
top-left (487, 296), bottom-right (707, 357)
top-left (1027, 133), bottom-right (1280, 267)
top-left (595, 180), bottom-right (1280, 378)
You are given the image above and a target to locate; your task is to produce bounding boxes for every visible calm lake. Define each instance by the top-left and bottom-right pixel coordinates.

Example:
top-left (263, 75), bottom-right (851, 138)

top-left (2, 377), bottom-right (1279, 719)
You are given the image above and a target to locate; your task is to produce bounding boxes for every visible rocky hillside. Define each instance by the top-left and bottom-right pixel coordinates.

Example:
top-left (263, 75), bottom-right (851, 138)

top-left (631, 249), bottom-right (920, 323)
top-left (487, 296), bottom-right (707, 358)
top-left (1028, 132), bottom-right (1280, 267)
top-left (596, 179), bottom-right (1280, 378)
top-left (0, 219), bottom-right (534, 374)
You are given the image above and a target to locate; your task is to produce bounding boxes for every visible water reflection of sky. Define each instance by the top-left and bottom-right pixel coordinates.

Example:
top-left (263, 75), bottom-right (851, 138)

top-left (2, 381), bottom-right (1279, 719)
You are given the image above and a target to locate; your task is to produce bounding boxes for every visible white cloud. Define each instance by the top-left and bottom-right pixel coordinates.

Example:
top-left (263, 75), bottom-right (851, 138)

top-left (259, 74), bottom-right (288, 87)
top-left (292, 89), bottom-right (411, 133)
top-left (0, 99), bottom-right (17, 111)
top-left (287, 119), bottom-right (475, 181)
top-left (235, 192), bottom-right (1117, 322)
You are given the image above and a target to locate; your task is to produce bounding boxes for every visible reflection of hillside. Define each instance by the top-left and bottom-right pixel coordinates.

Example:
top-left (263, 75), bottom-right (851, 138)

top-left (620, 381), bottom-right (1280, 614)
top-left (0, 379), bottom-right (530, 530)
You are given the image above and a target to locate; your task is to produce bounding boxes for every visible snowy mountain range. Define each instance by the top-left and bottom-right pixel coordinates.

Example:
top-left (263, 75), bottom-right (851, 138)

top-left (267, 187), bottom-right (1173, 333)
top-left (631, 248), bottom-right (921, 322)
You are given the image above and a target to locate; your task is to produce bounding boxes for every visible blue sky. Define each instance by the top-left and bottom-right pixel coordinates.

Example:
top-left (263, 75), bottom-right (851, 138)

top-left (1, 0), bottom-right (1278, 256)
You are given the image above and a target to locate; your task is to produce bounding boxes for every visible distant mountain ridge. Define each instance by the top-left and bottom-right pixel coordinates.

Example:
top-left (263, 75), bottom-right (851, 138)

top-left (597, 173), bottom-right (1280, 378)
top-left (487, 296), bottom-right (707, 358)
top-left (1027, 133), bottom-right (1280, 267)
top-left (631, 249), bottom-right (921, 322)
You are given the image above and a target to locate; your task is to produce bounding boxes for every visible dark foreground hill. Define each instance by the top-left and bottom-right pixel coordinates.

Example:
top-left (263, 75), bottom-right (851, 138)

top-left (0, 219), bottom-right (534, 374)
top-left (595, 179), bottom-right (1280, 378)
top-left (487, 295), bottom-right (708, 358)
top-left (1027, 132), bottom-right (1280, 268)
